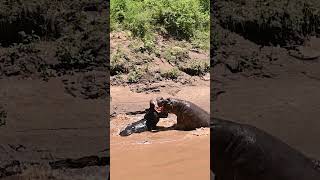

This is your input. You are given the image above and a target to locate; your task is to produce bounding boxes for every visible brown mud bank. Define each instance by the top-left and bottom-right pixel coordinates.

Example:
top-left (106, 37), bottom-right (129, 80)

top-left (111, 82), bottom-right (210, 116)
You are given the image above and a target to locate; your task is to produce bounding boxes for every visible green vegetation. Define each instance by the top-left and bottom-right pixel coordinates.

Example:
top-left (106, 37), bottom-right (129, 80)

top-left (110, 47), bottom-right (130, 75)
top-left (179, 59), bottom-right (210, 76)
top-left (164, 46), bottom-right (189, 65)
top-left (127, 69), bottom-right (144, 83)
top-left (160, 68), bottom-right (180, 79)
top-left (111, 0), bottom-right (209, 43)
top-left (111, 0), bottom-right (210, 84)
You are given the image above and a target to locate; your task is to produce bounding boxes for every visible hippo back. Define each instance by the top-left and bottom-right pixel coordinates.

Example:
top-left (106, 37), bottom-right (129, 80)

top-left (171, 99), bottom-right (210, 128)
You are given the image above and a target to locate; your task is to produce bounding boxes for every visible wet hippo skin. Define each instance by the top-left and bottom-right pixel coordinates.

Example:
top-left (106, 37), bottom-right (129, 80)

top-left (211, 118), bottom-right (320, 180)
top-left (156, 97), bottom-right (209, 130)
top-left (119, 100), bottom-right (168, 136)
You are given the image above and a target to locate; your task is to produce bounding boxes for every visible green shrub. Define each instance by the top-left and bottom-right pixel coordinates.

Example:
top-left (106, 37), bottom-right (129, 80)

top-left (191, 30), bottom-right (209, 50)
top-left (199, 0), bottom-right (210, 13)
top-left (111, 0), bottom-right (153, 38)
top-left (164, 46), bottom-right (189, 65)
top-left (179, 59), bottom-right (209, 76)
top-left (142, 34), bottom-right (156, 53)
top-left (110, 0), bottom-right (210, 41)
top-left (127, 69), bottom-right (144, 83)
top-left (110, 48), bottom-right (129, 75)
top-left (129, 39), bottom-right (145, 53)
top-left (110, 0), bottom-right (127, 23)
top-left (151, 0), bottom-right (209, 40)
top-left (160, 68), bottom-right (180, 79)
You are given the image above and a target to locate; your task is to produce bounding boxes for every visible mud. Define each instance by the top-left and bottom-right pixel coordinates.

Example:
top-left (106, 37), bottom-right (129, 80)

top-left (213, 32), bottom-right (320, 161)
top-left (111, 113), bottom-right (210, 180)
top-left (0, 0), bottom-right (109, 179)
top-left (110, 83), bottom-right (210, 180)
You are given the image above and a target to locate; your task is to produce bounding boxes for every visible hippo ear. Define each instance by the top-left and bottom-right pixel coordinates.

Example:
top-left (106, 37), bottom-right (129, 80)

top-left (156, 97), bottom-right (167, 106)
top-left (149, 101), bottom-right (155, 109)
top-left (166, 98), bottom-right (175, 109)
top-left (159, 98), bottom-right (168, 105)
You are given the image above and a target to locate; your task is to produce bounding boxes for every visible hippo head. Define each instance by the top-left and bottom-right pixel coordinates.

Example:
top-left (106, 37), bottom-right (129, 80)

top-left (119, 125), bottom-right (136, 136)
top-left (155, 97), bottom-right (174, 113)
top-left (149, 99), bottom-right (157, 109)
top-left (119, 119), bottom-right (147, 136)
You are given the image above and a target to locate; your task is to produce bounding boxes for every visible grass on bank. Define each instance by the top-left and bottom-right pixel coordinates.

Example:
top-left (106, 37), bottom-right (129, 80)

top-left (110, 0), bottom-right (210, 84)
top-left (110, 0), bottom-right (209, 50)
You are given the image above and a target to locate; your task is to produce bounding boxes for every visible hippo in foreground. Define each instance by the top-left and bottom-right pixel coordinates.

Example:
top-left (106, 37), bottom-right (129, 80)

top-left (155, 97), bottom-right (210, 130)
top-left (211, 117), bottom-right (320, 180)
top-left (119, 100), bottom-right (168, 136)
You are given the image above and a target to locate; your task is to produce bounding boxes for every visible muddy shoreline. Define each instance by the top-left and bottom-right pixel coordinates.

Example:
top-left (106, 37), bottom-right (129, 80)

top-left (110, 82), bottom-right (210, 180)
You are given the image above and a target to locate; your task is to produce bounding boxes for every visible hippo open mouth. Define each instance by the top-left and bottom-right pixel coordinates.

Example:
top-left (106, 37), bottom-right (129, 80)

top-left (155, 97), bottom-right (170, 113)
top-left (155, 106), bottom-right (164, 113)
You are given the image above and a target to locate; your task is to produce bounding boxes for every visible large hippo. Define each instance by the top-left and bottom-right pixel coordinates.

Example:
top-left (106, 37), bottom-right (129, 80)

top-left (155, 97), bottom-right (209, 130)
top-left (211, 117), bottom-right (320, 180)
top-left (119, 100), bottom-right (168, 136)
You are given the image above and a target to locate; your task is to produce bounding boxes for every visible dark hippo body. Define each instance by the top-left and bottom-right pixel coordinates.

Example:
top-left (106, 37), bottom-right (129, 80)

top-left (156, 97), bottom-right (209, 130)
top-left (119, 100), bottom-right (168, 136)
top-left (145, 103), bottom-right (161, 131)
top-left (211, 118), bottom-right (320, 180)
top-left (119, 118), bottom-right (148, 136)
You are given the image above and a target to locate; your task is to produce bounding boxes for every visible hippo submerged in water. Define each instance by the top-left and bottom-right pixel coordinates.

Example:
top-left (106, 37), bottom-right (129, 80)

top-left (119, 100), bottom-right (168, 136)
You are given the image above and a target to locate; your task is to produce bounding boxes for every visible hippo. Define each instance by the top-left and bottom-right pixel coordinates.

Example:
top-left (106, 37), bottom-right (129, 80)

top-left (155, 97), bottom-right (210, 130)
top-left (211, 117), bottom-right (320, 180)
top-left (119, 118), bottom-right (148, 136)
top-left (119, 100), bottom-right (168, 136)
